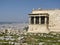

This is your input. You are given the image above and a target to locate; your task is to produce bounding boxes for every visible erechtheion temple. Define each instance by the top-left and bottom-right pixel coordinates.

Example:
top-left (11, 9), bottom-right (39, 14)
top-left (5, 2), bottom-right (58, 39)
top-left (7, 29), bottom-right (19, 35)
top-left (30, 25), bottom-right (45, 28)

top-left (28, 8), bottom-right (60, 33)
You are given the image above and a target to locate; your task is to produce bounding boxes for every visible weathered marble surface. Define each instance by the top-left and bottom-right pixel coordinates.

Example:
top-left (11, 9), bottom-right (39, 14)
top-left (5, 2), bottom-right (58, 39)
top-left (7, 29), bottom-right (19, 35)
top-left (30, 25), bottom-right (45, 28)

top-left (28, 9), bottom-right (60, 33)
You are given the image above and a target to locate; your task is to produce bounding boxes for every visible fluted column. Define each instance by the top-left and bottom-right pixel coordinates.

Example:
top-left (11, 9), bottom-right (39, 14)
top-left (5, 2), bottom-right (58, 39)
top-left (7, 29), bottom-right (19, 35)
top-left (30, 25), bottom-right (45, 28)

top-left (39, 17), bottom-right (41, 24)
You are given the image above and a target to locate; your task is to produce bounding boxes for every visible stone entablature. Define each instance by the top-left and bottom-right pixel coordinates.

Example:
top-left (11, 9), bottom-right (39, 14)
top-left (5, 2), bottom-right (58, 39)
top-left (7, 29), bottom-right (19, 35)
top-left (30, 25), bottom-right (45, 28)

top-left (28, 8), bottom-right (60, 33)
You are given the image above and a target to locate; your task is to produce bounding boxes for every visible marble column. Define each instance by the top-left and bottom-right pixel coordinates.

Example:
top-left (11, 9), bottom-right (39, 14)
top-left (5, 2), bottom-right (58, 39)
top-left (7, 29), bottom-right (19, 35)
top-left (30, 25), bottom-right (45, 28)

top-left (45, 17), bottom-right (47, 24)
top-left (39, 17), bottom-right (41, 24)
top-left (29, 17), bottom-right (31, 24)
top-left (34, 17), bottom-right (36, 24)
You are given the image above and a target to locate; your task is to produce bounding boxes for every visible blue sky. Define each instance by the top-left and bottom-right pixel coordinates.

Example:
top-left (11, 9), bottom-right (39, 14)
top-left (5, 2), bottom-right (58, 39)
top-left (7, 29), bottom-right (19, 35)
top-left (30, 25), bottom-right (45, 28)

top-left (0, 0), bottom-right (60, 22)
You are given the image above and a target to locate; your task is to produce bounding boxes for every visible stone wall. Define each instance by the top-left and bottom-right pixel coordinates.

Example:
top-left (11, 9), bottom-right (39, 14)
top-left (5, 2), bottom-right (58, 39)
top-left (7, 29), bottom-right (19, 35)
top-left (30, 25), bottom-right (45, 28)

top-left (32, 9), bottom-right (60, 32)
top-left (28, 9), bottom-right (60, 33)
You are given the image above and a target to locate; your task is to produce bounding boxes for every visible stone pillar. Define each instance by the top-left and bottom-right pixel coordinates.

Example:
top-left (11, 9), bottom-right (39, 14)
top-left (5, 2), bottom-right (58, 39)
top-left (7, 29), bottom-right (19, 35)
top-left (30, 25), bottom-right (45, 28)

top-left (29, 17), bottom-right (31, 24)
top-left (34, 17), bottom-right (36, 24)
top-left (45, 17), bottom-right (47, 24)
top-left (39, 17), bottom-right (41, 24)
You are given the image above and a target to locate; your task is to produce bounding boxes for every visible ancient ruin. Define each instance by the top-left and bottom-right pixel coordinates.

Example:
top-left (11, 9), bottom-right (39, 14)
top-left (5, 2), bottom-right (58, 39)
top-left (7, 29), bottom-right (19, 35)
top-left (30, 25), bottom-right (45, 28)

top-left (28, 8), bottom-right (60, 33)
